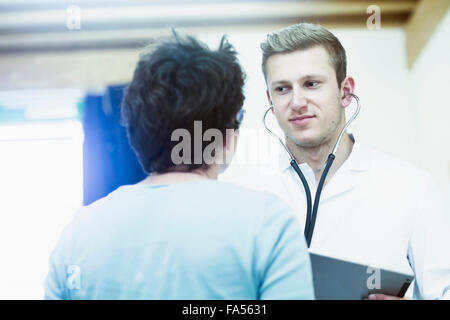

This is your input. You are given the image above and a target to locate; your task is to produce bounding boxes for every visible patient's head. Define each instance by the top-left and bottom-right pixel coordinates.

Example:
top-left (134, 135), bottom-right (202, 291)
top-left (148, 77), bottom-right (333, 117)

top-left (122, 32), bottom-right (246, 174)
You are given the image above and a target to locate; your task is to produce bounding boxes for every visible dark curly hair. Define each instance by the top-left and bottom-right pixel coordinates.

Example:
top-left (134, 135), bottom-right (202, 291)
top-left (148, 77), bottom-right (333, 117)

top-left (122, 32), bottom-right (246, 174)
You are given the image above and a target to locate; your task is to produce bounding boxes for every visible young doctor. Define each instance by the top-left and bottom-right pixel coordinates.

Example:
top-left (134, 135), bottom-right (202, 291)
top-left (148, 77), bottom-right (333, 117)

top-left (226, 23), bottom-right (450, 300)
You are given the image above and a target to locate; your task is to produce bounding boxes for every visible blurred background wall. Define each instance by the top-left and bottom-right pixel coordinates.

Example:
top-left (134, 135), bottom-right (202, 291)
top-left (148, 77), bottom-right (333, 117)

top-left (0, 0), bottom-right (448, 299)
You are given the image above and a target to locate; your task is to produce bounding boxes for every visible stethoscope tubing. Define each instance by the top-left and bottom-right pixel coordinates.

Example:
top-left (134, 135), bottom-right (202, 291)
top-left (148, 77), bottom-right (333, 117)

top-left (262, 93), bottom-right (361, 248)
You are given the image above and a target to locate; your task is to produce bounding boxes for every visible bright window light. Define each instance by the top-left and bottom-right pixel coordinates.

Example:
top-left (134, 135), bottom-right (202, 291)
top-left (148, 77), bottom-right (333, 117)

top-left (0, 120), bottom-right (84, 299)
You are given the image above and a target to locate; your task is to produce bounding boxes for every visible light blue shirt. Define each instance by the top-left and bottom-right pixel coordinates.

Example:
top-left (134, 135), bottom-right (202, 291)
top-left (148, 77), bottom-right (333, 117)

top-left (45, 180), bottom-right (314, 299)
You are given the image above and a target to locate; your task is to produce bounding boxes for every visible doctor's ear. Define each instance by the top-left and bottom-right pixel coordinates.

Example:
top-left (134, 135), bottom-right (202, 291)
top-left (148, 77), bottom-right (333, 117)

top-left (341, 94), bottom-right (353, 108)
top-left (266, 89), bottom-right (273, 107)
top-left (340, 77), bottom-right (355, 107)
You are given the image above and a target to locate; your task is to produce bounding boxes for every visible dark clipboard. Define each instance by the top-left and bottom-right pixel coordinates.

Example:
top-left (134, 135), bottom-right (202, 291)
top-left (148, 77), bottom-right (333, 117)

top-left (310, 252), bottom-right (414, 300)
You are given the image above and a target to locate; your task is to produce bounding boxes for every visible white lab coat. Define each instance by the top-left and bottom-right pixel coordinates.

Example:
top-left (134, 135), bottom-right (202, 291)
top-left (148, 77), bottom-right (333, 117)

top-left (221, 137), bottom-right (450, 299)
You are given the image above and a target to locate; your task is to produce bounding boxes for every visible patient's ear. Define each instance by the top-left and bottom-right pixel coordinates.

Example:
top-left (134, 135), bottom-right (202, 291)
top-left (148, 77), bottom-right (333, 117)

top-left (219, 128), bottom-right (238, 171)
top-left (224, 128), bottom-right (237, 151)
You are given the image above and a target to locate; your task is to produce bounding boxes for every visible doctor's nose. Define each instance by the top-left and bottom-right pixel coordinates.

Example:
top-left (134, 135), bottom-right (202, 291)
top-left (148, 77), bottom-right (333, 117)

top-left (289, 88), bottom-right (308, 112)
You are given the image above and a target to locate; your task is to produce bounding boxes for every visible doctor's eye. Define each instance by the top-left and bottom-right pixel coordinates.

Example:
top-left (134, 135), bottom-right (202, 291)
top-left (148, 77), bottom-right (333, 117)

top-left (274, 86), bottom-right (290, 94)
top-left (305, 81), bottom-right (320, 88)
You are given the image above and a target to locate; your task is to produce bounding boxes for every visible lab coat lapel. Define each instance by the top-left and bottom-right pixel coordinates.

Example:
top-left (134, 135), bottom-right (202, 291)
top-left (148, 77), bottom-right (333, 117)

top-left (319, 140), bottom-right (370, 202)
top-left (320, 164), bottom-right (356, 202)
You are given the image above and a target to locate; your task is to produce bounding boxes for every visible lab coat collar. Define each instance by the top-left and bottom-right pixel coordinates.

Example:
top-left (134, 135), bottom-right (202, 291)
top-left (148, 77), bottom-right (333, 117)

top-left (321, 135), bottom-right (371, 201)
top-left (277, 134), bottom-right (371, 173)
top-left (277, 134), bottom-right (371, 200)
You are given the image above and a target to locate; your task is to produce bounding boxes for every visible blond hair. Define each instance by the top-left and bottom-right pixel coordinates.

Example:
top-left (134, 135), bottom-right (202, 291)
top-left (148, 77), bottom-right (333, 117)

top-left (261, 23), bottom-right (347, 87)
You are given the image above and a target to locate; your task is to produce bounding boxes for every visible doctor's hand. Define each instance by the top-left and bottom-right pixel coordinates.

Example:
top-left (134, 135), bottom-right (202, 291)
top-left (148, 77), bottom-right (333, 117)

top-left (367, 294), bottom-right (412, 300)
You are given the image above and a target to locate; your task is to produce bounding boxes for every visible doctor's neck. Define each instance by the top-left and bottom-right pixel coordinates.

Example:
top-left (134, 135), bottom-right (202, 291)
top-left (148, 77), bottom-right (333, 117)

top-left (286, 131), bottom-right (354, 184)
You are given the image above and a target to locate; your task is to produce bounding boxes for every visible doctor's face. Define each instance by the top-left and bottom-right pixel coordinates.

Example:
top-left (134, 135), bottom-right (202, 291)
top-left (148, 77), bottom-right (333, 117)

top-left (265, 46), bottom-right (347, 148)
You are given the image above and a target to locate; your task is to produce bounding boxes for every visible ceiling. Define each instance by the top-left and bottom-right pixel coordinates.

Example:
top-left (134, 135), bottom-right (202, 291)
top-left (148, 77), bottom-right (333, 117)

top-left (0, 0), bottom-right (420, 53)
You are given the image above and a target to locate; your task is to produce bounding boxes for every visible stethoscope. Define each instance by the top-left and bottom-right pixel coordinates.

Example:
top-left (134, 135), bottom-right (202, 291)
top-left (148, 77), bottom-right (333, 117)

top-left (262, 93), bottom-right (361, 248)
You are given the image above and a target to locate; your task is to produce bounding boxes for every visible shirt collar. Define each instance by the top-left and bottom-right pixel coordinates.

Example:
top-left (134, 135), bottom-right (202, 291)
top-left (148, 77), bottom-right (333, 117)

top-left (277, 133), bottom-right (371, 173)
